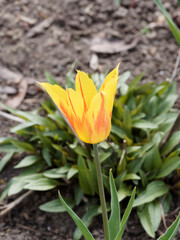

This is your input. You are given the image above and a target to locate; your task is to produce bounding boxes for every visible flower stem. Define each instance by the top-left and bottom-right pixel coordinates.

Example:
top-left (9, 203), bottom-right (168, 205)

top-left (93, 144), bottom-right (110, 240)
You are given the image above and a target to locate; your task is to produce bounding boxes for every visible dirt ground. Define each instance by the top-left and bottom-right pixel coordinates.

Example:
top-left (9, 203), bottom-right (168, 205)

top-left (0, 0), bottom-right (180, 239)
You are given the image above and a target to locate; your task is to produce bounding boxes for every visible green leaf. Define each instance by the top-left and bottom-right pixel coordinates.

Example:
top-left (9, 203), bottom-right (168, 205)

top-left (117, 71), bottom-right (131, 89)
top-left (73, 146), bottom-right (90, 158)
top-left (0, 144), bottom-right (21, 153)
top-left (78, 156), bottom-right (93, 195)
top-left (39, 198), bottom-right (74, 213)
top-left (161, 193), bottom-right (172, 214)
top-left (157, 213), bottom-right (180, 240)
top-left (111, 125), bottom-right (127, 139)
top-left (73, 205), bottom-right (99, 240)
top-left (161, 131), bottom-right (180, 156)
top-left (117, 184), bottom-right (132, 202)
top-left (148, 201), bottom-right (162, 232)
top-left (11, 122), bottom-right (35, 133)
top-left (129, 73), bottom-right (144, 89)
top-left (115, 187), bottom-right (136, 240)
top-left (154, 0), bottom-right (180, 45)
top-left (48, 112), bottom-right (67, 129)
top-left (0, 180), bottom-right (13, 200)
top-left (100, 151), bottom-right (112, 163)
top-left (42, 147), bottom-right (52, 166)
top-left (111, 125), bottom-right (133, 145)
top-left (0, 152), bottom-right (14, 172)
top-left (157, 95), bottom-right (177, 115)
top-left (74, 185), bottom-right (83, 206)
top-left (123, 173), bottom-right (140, 181)
top-left (113, 0), bottom-right (122, 5)
top-left (44, 130), bottom-right (72, 142)
top-left (65, 61), bottom-right (76, 89)
top-left (8, 177), bottom-right (26, 196)
top-left (24, 178), bottom-right (60, 191)
top-left (132, 119), bottom-right (158, 129)
top-left (43, 167), bottom-right (69, 178)
top-left (133, 181), bottom-right (169, 207)
top-left (87, 159), bottom-right (98, 195)
top-left (58, 191), bottom-right (95, 240)
top-left (1, 103), bottom-right (56, 130)
top-left (45, 72), bottom-right (60, 85)
top-left (138, 205), bottom-right (155, 238)
top-left (156, 156), bottom-right (180, 179)
top-left (122, 106), bottom-right (132, 135)
top-left (0, 137), bottom-right (15, 144)
top-left (20, 162), bottom-right (44, 177)
top-left (67, 166), bottom-right (78, 180)
top-left (143, 146), bottom-right (162, 171)
top-left (108, 171), bottom-right (120, 240)
top-left (10, 140), bottom-right (36, 153)
top-left (14, 155), bottom-right (39, 168)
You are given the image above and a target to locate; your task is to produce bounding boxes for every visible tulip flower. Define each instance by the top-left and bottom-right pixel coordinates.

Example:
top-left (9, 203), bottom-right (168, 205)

top-left (38, 65), bottom-right (119, 144)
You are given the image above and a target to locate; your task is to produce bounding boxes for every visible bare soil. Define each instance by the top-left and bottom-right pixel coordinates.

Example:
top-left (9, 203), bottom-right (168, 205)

top-left (0, 0), bottom-right (180, 239)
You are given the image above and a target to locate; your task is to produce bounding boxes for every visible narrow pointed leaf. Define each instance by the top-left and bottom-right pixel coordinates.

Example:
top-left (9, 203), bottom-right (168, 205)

top-left (154, 0), bottom-right (180, 45)
top-left (45, 72), bottom-right (60, 85)
top-left (157, 213), bottom-right (180, 240)
top-left (73, 205), bottom-right (99, 240)
top-left (108, 170), bottom-right (120, 240)
top-left (115, 187), bottom-right (136, 240)
top-left (58, 192), bottom-right (95, 240)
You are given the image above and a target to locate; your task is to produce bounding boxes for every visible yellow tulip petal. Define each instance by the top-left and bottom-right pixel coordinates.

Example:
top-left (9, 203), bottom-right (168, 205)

top-left (101, 77), bottom-right (118, 116)
top-left (76, 71), bottom-right (97, 111)
top-left (38, 82), bottom-right (66, 108)
top-left (37, 82), bottom-right (73, 129)
top-left (83, 92), bottom-right (111, 144)
top-left (100, 64), bottom-right (119, 92)
top-left (66, 88), bottom-right (84, 120)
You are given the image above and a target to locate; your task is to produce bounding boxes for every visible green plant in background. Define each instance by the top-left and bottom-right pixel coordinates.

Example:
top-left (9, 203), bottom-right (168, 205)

top-left (154, 0), bottom-right (180, 45)
top-left (0, 64), bottom-right (180, 239)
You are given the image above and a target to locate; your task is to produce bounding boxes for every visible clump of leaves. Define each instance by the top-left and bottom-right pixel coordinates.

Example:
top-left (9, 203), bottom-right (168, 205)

top-left (0, 66), bottom-right (179, 239)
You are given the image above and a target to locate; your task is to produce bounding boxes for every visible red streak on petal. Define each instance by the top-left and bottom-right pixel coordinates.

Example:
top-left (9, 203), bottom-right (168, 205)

top-left (60, 101), bottom-right (75, 130)
top-left (94, 92), bottom-right (107, 134)
top-left (85, 118), bottom-right (93, 141)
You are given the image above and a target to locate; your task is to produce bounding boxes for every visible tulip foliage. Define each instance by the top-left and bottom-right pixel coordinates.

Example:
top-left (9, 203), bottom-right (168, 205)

top-left (0, 65), bottom-right (180, 239)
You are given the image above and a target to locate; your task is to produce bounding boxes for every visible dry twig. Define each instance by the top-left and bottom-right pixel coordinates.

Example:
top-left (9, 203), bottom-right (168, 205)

top-left (0, 191), bottom-right (33, 217)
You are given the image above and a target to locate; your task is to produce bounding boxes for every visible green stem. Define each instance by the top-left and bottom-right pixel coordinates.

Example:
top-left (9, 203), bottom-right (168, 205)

top-left (93, 144), bottom-right (110, 240)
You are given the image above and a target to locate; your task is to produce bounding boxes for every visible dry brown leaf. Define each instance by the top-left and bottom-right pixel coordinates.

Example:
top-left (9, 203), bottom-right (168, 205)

top-left (4, 78), bottom-right (28, 108)
top-left (90, 39), bottom-right (138, 54)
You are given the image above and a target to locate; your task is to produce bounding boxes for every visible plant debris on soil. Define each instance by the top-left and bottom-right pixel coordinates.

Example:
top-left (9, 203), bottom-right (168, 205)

top-left (0, 0), bottom-right (180, 239)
